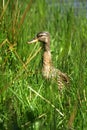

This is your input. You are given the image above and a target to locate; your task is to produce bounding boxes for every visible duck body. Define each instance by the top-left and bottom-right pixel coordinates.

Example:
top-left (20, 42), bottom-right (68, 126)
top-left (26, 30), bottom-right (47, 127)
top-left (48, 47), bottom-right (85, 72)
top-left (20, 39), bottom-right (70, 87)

top-left (27, 32), bottom-right (69, 90)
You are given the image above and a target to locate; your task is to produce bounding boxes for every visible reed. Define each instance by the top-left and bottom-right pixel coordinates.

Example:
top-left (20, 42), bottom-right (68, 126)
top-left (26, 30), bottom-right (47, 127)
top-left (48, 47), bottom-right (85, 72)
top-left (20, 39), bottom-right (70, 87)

top-left (0, 0), bottom-right (87, 129)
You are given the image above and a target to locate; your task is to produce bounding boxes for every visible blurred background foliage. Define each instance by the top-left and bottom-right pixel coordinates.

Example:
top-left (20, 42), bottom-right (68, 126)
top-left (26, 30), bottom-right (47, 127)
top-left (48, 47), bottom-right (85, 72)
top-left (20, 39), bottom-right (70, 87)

top-left (0, 0), bottom-right (87, 129)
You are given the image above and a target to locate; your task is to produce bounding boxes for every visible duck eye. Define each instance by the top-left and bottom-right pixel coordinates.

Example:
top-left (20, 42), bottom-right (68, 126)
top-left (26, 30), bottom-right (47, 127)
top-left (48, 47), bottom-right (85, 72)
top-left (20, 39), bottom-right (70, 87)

top-left (38, 35), bottom-right (46, 39)
top-left (39, 34), bottom-right (43, 37)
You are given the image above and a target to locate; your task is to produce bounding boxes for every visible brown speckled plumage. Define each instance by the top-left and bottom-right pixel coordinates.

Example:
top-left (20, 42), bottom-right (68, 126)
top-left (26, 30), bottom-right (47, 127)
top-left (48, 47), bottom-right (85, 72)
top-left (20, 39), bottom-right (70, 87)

top-left (27, 32), bottom-right (69, 90)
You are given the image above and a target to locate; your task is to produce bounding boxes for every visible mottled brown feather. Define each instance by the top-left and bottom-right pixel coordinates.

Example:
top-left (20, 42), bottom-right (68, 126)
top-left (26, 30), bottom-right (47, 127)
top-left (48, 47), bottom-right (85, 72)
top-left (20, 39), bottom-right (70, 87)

top-left (27, 32), bottom-right (69, 90)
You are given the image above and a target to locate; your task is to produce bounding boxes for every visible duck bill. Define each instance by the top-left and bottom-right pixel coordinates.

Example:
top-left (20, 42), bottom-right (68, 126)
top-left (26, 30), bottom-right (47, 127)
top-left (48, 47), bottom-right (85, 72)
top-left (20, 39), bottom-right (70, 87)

top-left (27, 37), bottom-right (38, 44)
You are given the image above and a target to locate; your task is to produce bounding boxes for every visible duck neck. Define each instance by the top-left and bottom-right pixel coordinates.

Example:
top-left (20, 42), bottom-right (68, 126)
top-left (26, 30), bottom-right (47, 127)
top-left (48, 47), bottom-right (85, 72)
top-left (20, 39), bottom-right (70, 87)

top-left (42, 41), bottom-right (52, 77)
top-left (44, 38), bottom-right (50, 52)
top-left (43, 50), bottom-right (52, 67)
top-left (43, 39), bottom-right (51, 66)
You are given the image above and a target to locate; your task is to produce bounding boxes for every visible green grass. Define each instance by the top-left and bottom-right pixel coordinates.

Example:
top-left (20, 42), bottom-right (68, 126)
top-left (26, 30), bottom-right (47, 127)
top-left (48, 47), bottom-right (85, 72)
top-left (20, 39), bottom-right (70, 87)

top-left (0, 0), bottom-right (87, 130)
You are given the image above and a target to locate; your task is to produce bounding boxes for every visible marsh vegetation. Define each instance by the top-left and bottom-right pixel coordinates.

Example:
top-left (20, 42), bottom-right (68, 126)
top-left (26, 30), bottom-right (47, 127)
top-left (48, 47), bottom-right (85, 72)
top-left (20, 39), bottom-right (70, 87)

top-left (0, 0), bottom-right (87, 129)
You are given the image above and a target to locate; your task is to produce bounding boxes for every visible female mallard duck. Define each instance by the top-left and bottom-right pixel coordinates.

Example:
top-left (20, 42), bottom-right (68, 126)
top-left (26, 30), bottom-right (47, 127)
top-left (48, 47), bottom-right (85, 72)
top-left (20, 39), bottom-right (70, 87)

top-left (27, 32), bottom-right (69, 90)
